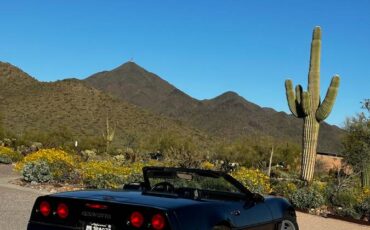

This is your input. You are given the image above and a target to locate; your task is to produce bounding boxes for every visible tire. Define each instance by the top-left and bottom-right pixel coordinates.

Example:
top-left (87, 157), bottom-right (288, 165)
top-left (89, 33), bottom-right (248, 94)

top-left (278, 216), bottom-right (299, 230)
top-left (212, 225), bottom-right (231, 230)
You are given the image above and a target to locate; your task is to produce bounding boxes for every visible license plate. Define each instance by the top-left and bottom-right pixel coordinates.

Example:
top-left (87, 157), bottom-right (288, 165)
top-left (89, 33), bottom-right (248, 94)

top-left (85, 223), bottom-right (112, 230)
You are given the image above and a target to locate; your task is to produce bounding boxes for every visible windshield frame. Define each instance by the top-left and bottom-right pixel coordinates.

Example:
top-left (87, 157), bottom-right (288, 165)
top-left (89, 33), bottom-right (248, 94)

top-left (142, 166), bottom-right (253, 199)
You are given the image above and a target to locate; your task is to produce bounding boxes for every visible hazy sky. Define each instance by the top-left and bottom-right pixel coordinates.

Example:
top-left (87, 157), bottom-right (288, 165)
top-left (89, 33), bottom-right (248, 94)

top-left (0, 0), bottom-right (369, 126)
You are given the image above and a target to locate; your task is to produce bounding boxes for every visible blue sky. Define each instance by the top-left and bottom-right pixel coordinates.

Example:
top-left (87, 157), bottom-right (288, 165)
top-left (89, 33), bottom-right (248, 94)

top-left (0, 0), bottom-right (369, 127)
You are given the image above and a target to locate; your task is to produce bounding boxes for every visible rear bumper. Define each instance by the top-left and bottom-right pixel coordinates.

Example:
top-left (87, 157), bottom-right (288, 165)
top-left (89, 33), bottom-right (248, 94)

top-left (27, 222), bottom-right (81, 230)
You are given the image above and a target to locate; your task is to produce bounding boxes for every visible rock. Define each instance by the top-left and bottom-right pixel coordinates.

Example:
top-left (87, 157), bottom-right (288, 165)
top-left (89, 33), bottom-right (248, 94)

top-left (31, 142), bottom-right (43, 149)
top-left (3, 138), bottom-right (12, 147)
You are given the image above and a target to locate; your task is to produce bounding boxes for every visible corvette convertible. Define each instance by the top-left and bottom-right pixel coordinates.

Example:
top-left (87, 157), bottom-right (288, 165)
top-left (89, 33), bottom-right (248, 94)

top-left (27, 166), bottom-right (299, 230)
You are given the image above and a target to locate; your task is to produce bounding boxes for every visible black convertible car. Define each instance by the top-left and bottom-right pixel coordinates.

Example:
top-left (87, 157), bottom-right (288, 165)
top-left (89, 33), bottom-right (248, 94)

top-left (27, 166), bottom-right (298, 230)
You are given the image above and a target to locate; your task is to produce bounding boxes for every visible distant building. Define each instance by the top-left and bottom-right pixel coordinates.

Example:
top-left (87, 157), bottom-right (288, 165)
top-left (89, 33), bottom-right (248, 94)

top-left (316, 151), bottom-right (344, 172)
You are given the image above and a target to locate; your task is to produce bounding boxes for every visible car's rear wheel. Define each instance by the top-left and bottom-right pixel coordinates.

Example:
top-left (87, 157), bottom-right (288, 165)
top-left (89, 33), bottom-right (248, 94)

top-left (279, 218), bottom-right (299, 230)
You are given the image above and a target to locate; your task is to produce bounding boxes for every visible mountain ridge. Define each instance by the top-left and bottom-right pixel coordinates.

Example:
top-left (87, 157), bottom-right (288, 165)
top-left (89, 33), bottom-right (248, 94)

top-left (0, 61), bottom-right (212, 149)
top-left (84, 61), bottom-right (344, 152)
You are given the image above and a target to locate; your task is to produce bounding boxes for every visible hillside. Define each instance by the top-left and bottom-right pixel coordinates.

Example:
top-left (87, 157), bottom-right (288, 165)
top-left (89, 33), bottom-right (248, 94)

top-left (0, 62), bottom-right (209, 148)
top-left (85, 62), bottom-right (200, 118)
top-left (84, 62), bottom-right (344, 152)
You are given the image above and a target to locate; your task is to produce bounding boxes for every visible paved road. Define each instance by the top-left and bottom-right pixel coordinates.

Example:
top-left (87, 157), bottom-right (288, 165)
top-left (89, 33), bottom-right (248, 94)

top-left (0, 165), bottom-right (369, 230)
top-left (0, 164), bottom-right (47, 230)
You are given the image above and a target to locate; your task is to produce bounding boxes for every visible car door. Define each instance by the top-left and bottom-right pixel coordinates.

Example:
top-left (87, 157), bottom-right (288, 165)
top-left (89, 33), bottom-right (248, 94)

top-left (229, 199), bottom-right (274, 230)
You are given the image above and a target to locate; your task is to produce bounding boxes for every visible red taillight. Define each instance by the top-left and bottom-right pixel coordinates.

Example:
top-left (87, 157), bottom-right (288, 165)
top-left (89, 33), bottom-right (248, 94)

top-left (86, 203), bottom-right (108, 210)
top-left (151, 213), bottom-right (166, 230)
top-left (57, 203), bottom-right (69, 219)
top-left (130, 211), bottom-right (144, 228)
top-left (39, 201), bottom-right (51, 217)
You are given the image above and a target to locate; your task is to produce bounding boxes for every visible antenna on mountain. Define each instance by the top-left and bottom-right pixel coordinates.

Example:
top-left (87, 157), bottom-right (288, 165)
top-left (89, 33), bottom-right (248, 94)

top-left (129, 57), bottom-right (134, 63)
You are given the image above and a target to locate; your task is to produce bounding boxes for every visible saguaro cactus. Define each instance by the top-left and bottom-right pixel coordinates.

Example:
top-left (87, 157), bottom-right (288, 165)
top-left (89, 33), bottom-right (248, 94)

top-left (285, 26), bottom-right (340, 182)
top-left (103, 116), bottom-right (116, 153)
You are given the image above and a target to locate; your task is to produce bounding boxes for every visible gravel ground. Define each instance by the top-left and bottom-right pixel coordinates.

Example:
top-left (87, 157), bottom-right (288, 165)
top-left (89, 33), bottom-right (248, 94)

top-left (297, 212), bottom-right (369, 230)
top-left (0, 164), bottom-right (369, 230)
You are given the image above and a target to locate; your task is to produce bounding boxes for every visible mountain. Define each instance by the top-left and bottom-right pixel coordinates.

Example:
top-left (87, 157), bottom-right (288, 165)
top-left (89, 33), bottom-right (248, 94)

top-left (0, 62), bottom-right (209, 147)
top-left (85, 62), bottom-right (200, 118)
top-left (84, 62), bottom-right (344, 152)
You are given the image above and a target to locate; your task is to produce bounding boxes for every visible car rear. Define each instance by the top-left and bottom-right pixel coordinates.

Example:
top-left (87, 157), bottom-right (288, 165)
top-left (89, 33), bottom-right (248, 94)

top-left (27, 195), bottom-right (172, 230)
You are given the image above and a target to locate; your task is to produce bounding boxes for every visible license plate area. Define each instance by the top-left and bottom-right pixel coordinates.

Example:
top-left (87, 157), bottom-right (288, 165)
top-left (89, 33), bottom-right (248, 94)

top-left (85, 223), bottom-right (112, 230)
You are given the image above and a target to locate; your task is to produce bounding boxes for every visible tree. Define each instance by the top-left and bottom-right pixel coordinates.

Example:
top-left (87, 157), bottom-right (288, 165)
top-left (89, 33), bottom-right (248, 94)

top-left (342, 100), bottom-right (370, 187)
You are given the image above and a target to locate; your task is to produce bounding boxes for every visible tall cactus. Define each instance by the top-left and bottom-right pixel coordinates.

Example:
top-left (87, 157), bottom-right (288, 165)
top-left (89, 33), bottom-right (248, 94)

top-left (103, 116), bottom-right (116, 153)
top-left (363, 165), bottom-right (370, 188)
top-left (285, 26), bottom-right (340, 182)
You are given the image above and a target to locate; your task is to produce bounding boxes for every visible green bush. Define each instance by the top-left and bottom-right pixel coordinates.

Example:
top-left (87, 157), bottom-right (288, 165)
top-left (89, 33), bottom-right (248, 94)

top-left (331, 190), bottom-right (359, 209)
top-left (357, 196), bottom-right (370, 218)
top-left (290, 186), bottom-right (325, 210)
top-left (16, 149), bottom-right (77, 182)
top-left (22, 161), bottom-right (53, 183)
top-left (335, 207), bottom-right (361, 219)
top-left (271, 180), bottom-right (297, 197)
top-left (0, 155), bottom-right (12, 164)
top-left (84, 173), bottom-right (125, 189)
top-left (0, 146), bottom-right (23, 162)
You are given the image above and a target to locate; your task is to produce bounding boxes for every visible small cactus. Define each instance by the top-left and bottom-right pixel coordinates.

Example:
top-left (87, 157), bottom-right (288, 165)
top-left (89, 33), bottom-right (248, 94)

top-left (285, 27), bottom-right (340, 182)
top-left (363, 165), bottom-right (370, 188)
top-left (102, 116), bottom-right (116, 153)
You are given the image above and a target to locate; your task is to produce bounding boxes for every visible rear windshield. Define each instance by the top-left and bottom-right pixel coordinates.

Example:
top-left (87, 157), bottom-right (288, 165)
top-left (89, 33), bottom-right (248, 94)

top-left (146, 170), bottom-right (242, 194)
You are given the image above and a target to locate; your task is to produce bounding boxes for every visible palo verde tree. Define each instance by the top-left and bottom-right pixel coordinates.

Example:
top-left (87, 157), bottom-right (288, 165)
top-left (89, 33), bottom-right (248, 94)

top-left (342, 100), bottom-right (370, 188)
top-left (284, 26), bottom-right (340, 182)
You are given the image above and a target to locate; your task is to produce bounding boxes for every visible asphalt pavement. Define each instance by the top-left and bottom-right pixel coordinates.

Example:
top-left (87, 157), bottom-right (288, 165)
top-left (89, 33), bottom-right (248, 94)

top-left (0, 164), bottom-right (46, 230)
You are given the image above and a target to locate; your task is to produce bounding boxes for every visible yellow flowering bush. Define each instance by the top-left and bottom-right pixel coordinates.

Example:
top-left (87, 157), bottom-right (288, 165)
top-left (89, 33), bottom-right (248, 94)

top-left (200, 161), bottom-right (215, 170)
top-left (231, 167), bottom-right (271, 194)
top-left (16, 148), bottom-right (77, 181)
top-left (79, 160), bottom-right (172, 189)
top-left (0, 146), bottom-right (23, 162)
top-left (271, 180), bottom-right (298, 197)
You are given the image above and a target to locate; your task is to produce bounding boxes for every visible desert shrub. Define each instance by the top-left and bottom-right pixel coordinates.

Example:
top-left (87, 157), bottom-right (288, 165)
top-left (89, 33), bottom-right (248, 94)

top-left (0, 155), bottom-right (12, 164)
top-left (290, 185), bottom-right (325, 210)
top-left (331, 190), bottom-right (359, 208)
top-left (357, 195), bottom-right (370, 219)
top-left (271, 180), bottom-right (298, 197)
top-left (0, 146), bottom-right (23, 162)
top-left (22, 161), bottom-right (52, 183)
top-left (16, 148), bottom-right (77, 182)
top-left (231, 167), bottom-right (271, 194)
top-left (79, 161), bottom-right (141, 189)
top-left (331, 187), bottom-right (370, 219)
top-left (79, 160), bottom-right (174, 189)
top-left (200, 161), bottom-right (215, 170)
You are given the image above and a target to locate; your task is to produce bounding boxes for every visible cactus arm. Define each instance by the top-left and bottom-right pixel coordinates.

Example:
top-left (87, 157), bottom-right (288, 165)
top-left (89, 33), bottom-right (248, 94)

top-left (316, 75), bottom-right (340, 122)
top-left (295, 85), bottom-right (303, 104)
top-left (308, 26), bottom-right (322, 108)
top-left (285, 80), bottom-right (299, 117)
top-left (301, 91), bottom-right (311, 116)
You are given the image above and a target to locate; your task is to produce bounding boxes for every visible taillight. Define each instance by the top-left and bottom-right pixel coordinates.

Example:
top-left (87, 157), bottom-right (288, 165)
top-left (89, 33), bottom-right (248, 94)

top-left (39, 201), bottom-right (51, 217)
top-left (86, 203), bottom-right (108, 210)
top-left (57, 203), bottom-right (69, 219)
top-left (130, 211), bottom-right (144, 228)
top-left (151, 213), bottom-right (166, 230)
